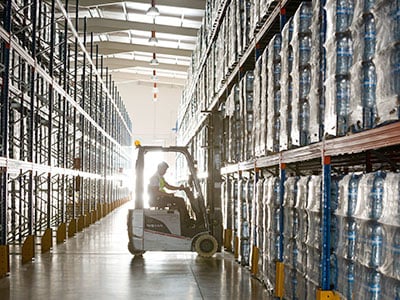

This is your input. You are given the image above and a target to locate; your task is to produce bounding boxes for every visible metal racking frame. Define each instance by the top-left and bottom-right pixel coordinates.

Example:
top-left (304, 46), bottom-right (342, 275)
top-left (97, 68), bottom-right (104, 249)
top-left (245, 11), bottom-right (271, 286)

top-left (0, 0), bottom-right (133, 275)
top-left (177, 0), bottom-right (400, 298)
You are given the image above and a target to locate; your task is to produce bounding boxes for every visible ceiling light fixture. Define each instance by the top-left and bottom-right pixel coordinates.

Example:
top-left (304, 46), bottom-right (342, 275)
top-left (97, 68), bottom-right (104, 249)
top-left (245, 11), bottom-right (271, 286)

top-left (148, 30), bottom-right (158, 44)
top-left (152, 69), bottom-right (158, 81)
top-left (153, 82), bottom-right (159, 93)
top-left (146, 0), bottom-right (160, 17)
top-left (150, 52), bottom-right (159, 66)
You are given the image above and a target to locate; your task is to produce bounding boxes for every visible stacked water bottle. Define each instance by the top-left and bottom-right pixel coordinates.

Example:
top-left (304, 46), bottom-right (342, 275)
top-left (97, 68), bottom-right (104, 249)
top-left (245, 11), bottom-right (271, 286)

top-left (261, 177), bottom-right (272, 290)
top-left (335, 173), bottom-right (359, 299)
top-left (304, 175), bottom-right (323, 297)
top-left (239, 71), bottom-right (254, 161)
top-left (323, 0), bottom-right (354, 136)
top-left (293, 176), bottom-right (311, 299)
top-left (262, 177), bottom-right (281, 291)
top-left (282, 176), bottom-right (301, 299)
top-left (279, 18), bottom-right (294, 152)
top-left (227, 84), bottom-right (241, 163)
top-left (290, 2), bottom-right (313, 147)
top-left (324, 0), bottom-right (400, 137)
top-left (253, 54), bottom-right (263, 158)
top-left (231, 178), bottom-right (239, 255)
top-left (354, 0), bottom-right (400, 129)
top-left (238, 176), bottom-right (253, 266)
top-left (266, 34), bottom-right (282, 153)
top-left (336, 171), bottom-right (400, 299)
top-left (253, 175), bottom-right (265, 281)
top-left (222, 177), bottom-right (233, 251)
top-left (258, 48), bottom-right (269, 157)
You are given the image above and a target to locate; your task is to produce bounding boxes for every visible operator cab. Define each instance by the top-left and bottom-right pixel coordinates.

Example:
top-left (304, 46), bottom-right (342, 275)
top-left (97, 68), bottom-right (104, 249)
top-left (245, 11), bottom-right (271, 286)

top-left (127, 144), bottom-right (218, 257)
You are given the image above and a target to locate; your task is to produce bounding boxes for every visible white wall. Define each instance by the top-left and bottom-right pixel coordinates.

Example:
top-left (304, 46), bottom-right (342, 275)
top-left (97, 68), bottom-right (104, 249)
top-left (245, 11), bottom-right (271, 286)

top-left (118, 81), bottom-right (183, 147)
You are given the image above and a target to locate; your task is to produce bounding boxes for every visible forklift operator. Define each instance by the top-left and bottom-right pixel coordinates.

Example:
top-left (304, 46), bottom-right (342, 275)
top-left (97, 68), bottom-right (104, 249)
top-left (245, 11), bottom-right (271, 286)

top-left (148, 161), bottom-right (192, 224)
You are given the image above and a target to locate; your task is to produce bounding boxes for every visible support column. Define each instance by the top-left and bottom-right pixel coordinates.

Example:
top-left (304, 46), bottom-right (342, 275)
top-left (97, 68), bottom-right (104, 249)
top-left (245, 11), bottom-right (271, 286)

top-left (318, 155), bottom-right (339, 299)
top-left (275, 162), bottom-right (286, 299)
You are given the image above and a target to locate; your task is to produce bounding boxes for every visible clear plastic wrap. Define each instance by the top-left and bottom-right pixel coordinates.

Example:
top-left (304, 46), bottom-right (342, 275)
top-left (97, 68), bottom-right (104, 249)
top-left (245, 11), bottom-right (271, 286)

top-left (266, 176), bottom-right (280, 209)
top-left (325, 0), bottom-right (354, 40)
top-left (307, 175), bottom-right (322, 212)
top-left (255, 178), bottom-right (265, 249)
top-left (236, 0), bottom-right (244, 56)
top-left (336, 216), bottom-right (358, 260)
top-left (284, 207), bottom-right (300, 239)
top-left (309, 0), bottom-right (323, 143)
top-left (299, 210), bottom-right (309, 246)
top-left (267, 36), bottom-right (278, 152)
top-left (381, 274), bottom-right (400, 300)
top-left (296, 176), bottom-right (310, 210)
top-left (381, 225), bottom-right (400, 280)
top-left (354, 263), bottom-right (382, 300)
top-left (337, 173), bottom-right (361, 217)
top-left (280, 19), bottom-right (293, 151)
top-left (253, 55), bottom-right (263, 157)
top-left (375, 44), bottom-right (400, 124)
top-left (374, 0), bottom-right (400, 52)
top-left (356, 220), bottom-right (386, 268)
top-left (354, 171), bottom-right (386, 221)
top-left (337, 256), bottom-right (355, 300)
top-left (251, 0), bottom-right (259, 40)
top-left (283, 266), bottom-right (297, 300)
top-left (243, 0), bottom-right (252, 51)
top-left (295, 269), bottom-right (308, 299)
top-left (259, 48), bottom-right (269, 156)
top-left (244, 71), bottom-right (254, 160)
top-left (290, 9), bottom-right (302, 146)
top-left (263, 177), bottom-right (272, 234)
top-left (283, 176), bottom-right (299, 208)
top-left (227, 0), bottom-right (238, 68)
top-left (306, 245), bottom-right (321, 283)
top-left (379, 172), bottom-right (400, 227)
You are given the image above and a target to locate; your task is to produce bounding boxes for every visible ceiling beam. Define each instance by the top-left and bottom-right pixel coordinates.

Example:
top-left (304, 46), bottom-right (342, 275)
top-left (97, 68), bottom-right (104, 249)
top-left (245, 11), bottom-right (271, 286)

top-left (111, 72), bottom-right (186, 86)
top-left (75, 0), bottom-right (206, 10)
top-left (94, 41), bottom-right (193, 57)
top-left (104, 57), bottom-right (189, 72)
top-left (75, 18), bottom-right (198, 36)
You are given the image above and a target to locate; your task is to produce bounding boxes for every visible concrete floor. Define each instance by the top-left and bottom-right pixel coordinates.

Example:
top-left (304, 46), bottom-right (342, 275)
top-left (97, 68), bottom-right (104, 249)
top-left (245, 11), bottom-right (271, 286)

top-left (0, 203), bottom-right (271, 300)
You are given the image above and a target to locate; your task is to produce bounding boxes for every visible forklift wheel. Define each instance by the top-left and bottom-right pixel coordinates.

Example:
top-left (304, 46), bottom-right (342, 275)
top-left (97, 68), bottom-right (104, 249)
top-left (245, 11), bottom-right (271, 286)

top-left (128, 242), bottom-right (145, 256)
top-left (194, 234), bottom-right (218, 257)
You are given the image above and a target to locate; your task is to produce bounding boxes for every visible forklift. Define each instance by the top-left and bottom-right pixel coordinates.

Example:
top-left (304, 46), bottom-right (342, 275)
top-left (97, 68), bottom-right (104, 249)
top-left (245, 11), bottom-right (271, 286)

top-left (127, 144), bottom-right (218, 257)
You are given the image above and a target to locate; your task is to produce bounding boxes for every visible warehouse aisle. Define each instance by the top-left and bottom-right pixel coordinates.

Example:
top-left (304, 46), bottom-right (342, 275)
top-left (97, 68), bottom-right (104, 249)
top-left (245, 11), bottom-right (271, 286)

top-left (0, 203), bottom-right (270, 300)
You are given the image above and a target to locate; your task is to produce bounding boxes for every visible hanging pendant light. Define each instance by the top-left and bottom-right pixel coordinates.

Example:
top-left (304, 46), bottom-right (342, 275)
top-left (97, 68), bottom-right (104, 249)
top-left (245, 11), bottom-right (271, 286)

top-left (152, 69), bottom-right (158, 81)
top-left (153, 82), bottom-right (159, 93)
top-left (150, 52), bottom-right (159, 66)
top-left (148, 30), bottom-right (158, 45)
top-left (146, 0), bottom-right (160, 17)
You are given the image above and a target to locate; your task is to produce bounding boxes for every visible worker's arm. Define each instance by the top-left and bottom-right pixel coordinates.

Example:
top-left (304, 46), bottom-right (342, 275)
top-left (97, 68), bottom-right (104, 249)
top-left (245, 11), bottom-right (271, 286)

top-left (164, 180), bottom-right (184, 191)
top-left (148, 185), bottom-right (174, 197)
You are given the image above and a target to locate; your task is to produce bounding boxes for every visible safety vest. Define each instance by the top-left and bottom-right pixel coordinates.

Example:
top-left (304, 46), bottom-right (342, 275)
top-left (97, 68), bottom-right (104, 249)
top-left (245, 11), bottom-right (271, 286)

top-left (159, 177), bottom-right (166, 192)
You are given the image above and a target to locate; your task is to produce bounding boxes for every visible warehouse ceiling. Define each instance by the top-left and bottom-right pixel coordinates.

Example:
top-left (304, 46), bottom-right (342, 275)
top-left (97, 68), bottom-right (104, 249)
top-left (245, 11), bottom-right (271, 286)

top-left (68, 0), bottom-right (205, 86)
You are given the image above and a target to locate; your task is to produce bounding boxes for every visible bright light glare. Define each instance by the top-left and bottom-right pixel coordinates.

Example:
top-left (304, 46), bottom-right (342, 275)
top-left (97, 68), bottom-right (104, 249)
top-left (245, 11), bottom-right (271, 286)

top-left (142, 151), bottom-right (164, 208)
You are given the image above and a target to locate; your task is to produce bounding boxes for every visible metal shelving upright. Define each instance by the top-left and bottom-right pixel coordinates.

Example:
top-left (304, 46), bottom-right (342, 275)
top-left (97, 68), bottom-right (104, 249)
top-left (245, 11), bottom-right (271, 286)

top-left (0, 0), bottom-right (133, 277)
